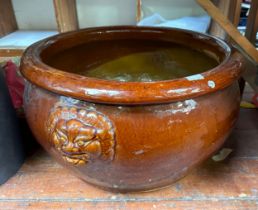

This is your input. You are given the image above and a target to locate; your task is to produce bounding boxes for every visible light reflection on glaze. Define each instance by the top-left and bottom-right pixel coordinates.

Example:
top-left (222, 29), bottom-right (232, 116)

top-left (167, 88), bottom-right (188, 94)
top-left (191, 88), bottom-right (201, 93)
top-left (208, 80), bottom-right (216, 88)
top-left (167, 87), bottom-right (201, 95)
top-left (154, 99), bottom-right (197, 116)
top-left (85, 88), bottom-right (121, 97)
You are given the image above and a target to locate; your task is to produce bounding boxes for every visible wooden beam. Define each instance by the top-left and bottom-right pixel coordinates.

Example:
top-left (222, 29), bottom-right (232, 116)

top-left (245, 0), bottom-right (258, 45)
top-left (53, 0), bottom-right (79, 33)
top-left (0, 0), bottom-right (18, 38)
top-left (0, 49), bottom-right (24, 57)
top-left (228, 0), bottom-right (242, 26)
top-left (136, 0), bottom-right (142, 23)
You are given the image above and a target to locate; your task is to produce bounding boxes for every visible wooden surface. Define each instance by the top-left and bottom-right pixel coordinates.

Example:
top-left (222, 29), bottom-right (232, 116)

top-left (53, 0), bottom-right (79, 33)
top-left (0, 106), bottom-right (257, 210)
top-left (0, 49), bottom-right (24, 57)
top-left (0, 0), bottom-right (17, 38)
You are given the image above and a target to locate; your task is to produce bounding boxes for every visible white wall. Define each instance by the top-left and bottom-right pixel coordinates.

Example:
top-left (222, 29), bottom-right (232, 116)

top-left (77, 0), bottom-right (137, 28)
top-left (12, 0), bottom-right (57, 30)
top-left (11, 0), bottom-right (206, 30)
top-left (141, 0), bottom-right (207, 20)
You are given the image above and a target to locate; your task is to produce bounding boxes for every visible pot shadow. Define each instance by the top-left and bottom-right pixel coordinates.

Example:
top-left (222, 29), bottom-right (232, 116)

top-left (18, 117), bottom-right (41, 157)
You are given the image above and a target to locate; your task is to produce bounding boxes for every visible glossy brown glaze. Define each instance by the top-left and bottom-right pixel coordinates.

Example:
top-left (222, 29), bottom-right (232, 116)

top-left (47, 106), bottom-right (115, 165)
top-left (21, 26), bottom-right (245, 105)
top-left (21, 26), bottom-right (245, 192)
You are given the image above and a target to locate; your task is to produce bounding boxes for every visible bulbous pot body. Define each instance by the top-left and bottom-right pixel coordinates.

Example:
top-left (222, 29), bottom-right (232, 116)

top-left (21, 26), bottom-right (245, 192)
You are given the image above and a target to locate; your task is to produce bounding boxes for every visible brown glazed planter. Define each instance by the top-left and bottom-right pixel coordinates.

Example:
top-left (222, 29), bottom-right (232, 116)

top-left (21, 26), bottom-right (245, 192)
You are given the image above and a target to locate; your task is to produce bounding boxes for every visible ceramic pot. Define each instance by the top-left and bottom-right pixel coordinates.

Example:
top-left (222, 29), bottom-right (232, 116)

top-left (20, 26), bottom-right (245, 192)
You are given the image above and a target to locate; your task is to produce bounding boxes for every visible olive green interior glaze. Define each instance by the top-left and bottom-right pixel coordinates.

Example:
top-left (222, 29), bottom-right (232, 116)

top-left (46, 39), bottom-right (218, 82)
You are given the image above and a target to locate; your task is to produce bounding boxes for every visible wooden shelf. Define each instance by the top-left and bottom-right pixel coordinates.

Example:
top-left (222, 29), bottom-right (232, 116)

top-left (0, 49), bottom-right (24, 57)
top-left (1, 0), bottom-right (256, 58)
top-left (0, 0), bottom-right (17, 38)
top-left (0, 0), bottom-right (78, 57)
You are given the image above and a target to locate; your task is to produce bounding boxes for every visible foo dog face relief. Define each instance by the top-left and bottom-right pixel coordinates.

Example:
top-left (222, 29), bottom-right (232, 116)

top-left (47, 106), bottom-right (115, 165)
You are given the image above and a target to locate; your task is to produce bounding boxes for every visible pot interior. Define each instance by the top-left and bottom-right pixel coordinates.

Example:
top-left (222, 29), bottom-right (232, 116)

top-left (40, 27), bottom-right (228, 82)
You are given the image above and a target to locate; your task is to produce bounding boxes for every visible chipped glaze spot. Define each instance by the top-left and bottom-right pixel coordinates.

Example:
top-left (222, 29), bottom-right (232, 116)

top-left (134, 150), bottom-right (145, 155)
top-left (185, 74), bottom-right (204, 81)
top-left (208, 80), bottom-right (216, 88)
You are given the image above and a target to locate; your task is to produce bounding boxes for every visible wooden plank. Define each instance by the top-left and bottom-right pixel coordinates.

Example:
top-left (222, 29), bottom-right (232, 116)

top-left (1, 155), bottom-right (258, 200)
top-left (228, 0), bottom-right (242, 26)
top-left (245, 0), bottom-right (258, 45)
top-left (0, 49), bottom-right (24, 57)
top-left (0, 0), bottom-right (18, 38)
top-left (0, 200), bottom-right (257, 210)
top-left (53, 0), bottom-right (78, 33)
top-left (136, 0), bottom-right (142, 23)
top-left (197, 0), bottom-right (258, 63)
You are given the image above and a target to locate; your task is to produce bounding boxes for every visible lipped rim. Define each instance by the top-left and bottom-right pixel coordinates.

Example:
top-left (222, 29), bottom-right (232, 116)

top-left (20, 26), bottom-right (244, 105)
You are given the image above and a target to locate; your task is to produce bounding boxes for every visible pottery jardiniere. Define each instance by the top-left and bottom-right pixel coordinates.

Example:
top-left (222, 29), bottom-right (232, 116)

top-left (21, 26), bottom-right (245, 192)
